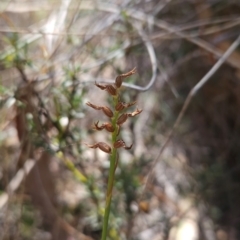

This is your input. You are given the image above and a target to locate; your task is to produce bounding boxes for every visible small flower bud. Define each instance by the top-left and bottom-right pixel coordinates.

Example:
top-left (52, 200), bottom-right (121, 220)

top-left (114, 139), bottom-right (125, 148)
top-left (114, 140), bottom-right (133, 150)
top-left (105, 85), bottom-right (117, 96)
top-left (103, 122), bottom-right (115, 132)
top-left (115, 102), bottom-right (125, 111)
top-left (95, 82), bottom-right (117, 96)
top-left (115, 101), bottom-right (137, 111)
top-left (117, 113), bottom-right (128, 125)
top-left (98, 142), bottom-right (112, 153)
top-left (93, 122), bottom-right (115, 132)
top-left (115, 76), bottom-right (123, 88)
top-left (84, 142), bottom-right (112, 154)
top-left (102, 106), bottom-right (114, 118)
top-left (115, 67), bottom-right (137, 88)
top-left (86, 102), bottom-right (113, 118)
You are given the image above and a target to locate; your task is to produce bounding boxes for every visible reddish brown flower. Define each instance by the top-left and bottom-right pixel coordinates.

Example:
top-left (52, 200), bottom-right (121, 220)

top-left (86, 102), bottom-right (102, 110)
top-left (105, 85), bottom-right (117, 96)
top-left (84, 142), bottom-right (112, 154)
top-left (103, 122), bottom-right (115, 132)
top-left (93, 122), bottom-right (115, 132)
top-left (115, 67), bottom-right (137, 88)
top-left (87, 69), bottom-right (142, 157)
top-left (114, 140), bottom-right (133, 150)
top-left (95, 82), bottom-right (117, 96)
top-left (117, 113), bottom-right (128, 125)
top-left (115, 102), bottom-right (125, 111)
top-left (101, 106), bottom-right (114, 118)
top-left (86, 102), bottom-right (113, 118)
top-left (115, 101), bottom-right (136, 111)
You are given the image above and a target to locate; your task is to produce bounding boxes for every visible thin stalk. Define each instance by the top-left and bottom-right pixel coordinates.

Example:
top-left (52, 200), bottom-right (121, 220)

top-left (101, 96), bottom-right (119, 240)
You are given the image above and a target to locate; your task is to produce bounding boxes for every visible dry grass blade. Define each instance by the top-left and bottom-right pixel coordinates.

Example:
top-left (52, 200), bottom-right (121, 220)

top-left (94, 4), bottom-right (240, 69)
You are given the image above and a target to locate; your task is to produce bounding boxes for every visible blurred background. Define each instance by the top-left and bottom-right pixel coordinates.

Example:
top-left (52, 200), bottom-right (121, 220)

top-left (1, 0), bottom-right (240, 239)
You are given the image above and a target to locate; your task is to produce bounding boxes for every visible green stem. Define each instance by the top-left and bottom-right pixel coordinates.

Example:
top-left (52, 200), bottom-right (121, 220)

top-left (101, 96), bottom-right (119, 240)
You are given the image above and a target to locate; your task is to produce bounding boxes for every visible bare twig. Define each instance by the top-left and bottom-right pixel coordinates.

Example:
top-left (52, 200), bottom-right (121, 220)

top-left (144, 33), bottom-right (240, 189)
top-left (127, 8), bottom-right (240, 70)
top-left (150, 19), bottom-right (240, 40)
top-left (1, 16), bottom-right (239, 37)
top-left (94, 4), bottom-right (240, 70)
top-left (131, 22), bottom-right (158, 91)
